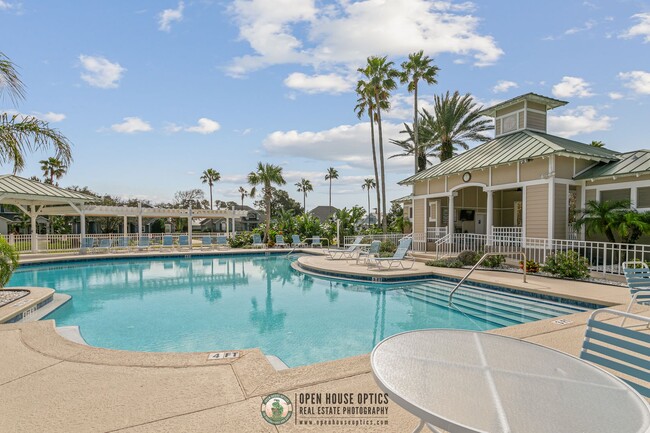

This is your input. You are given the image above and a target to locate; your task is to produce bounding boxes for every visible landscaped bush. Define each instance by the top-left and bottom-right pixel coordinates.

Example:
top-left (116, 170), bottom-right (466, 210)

top-left (379, 240), bottom-right (397, 254)
top-left (519, 259), bottom-right (540, 273)
top-left (457, 250), bottom-right (480, 266)
top-left (481, 254), bottom-right (505, 268)
top-left (426, 258), bottom-right (464, 268)
top-left (228, 232), bottom-right (253, 248)
top-left (0, 238), bottom-right (19, 287)
top-left (542, 250), bottom-right (590, 279)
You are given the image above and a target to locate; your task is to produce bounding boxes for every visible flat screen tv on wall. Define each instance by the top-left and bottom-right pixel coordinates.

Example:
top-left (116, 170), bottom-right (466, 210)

top-left (459, 209), bottom-right (475, 221)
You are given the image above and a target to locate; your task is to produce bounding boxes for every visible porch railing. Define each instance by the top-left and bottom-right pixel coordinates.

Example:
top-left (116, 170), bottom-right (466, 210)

top-left (426, 227), bottom-right (448, 242)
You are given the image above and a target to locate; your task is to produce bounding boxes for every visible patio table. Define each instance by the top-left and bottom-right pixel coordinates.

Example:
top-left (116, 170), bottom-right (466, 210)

top-left (371, 329), bottom-right (650, 433)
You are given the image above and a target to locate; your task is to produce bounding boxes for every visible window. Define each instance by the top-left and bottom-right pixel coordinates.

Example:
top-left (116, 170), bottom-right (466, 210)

top-left (428, 201), bottom-right (438, 223)
top-left (404, 206), bottom-right (412, 221)
top-left (638, 187), bottom-right (650, 208)
top-left (502, 114), bottom-right (518, 134)
top-left (600, 189), bottom-right (631, 203)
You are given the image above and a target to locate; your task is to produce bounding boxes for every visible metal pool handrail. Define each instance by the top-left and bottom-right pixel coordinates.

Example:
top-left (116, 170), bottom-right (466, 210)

top-left (449, 251), bottom-right (527, 304)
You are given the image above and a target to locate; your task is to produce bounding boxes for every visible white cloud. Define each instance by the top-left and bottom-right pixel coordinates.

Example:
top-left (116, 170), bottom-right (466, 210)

top-left (548, 106), bottom-right (614, 137)
top-left (79, 55), bottom-right (126, 89)
top-left (227, 0), bottom-right (503, 77)
top-left (551, 76), bottom-right (594, 98)
top-left (284, 72), bottom-right (352, 94)
top-left (564, 19), bottom-right (596, 35)
top-left (618, 70), bottom-right (650, 95)
top-left (620, 13), bottom-right (650, 43)
top-left (111, 117), bottom-right (152, 133)
top-left (34, 111), bottom-right (66, 122)
top-left (158, 1), bottom-right (184, 32)
top-left (608, 92), bottom-right (624, 100)
top-left (0, 1), bottom-right (13, 10)
top-left (164, 123), bottom-right (183, 133)
top-left (185, 118), bottom-right (221, 134)
top-left (492, 80), bottom-right (518, 93)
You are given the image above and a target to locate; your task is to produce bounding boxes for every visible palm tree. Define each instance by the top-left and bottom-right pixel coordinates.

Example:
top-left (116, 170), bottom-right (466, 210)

top-left (200, 168), bottom-right (221, 210)
top-left (248, 162), bottom-right (286, 242)
top-left (355, 81), bottom-right (383, 227)
top-left (573, 199), bottom-right (630, 243)
top-left (39, 157), bottom-right (67, 184)
top-left (424, 91), bottom-right (493, 161)
top-left (0, 52), bottom-right (73, 174)
top-left (362, 178), bottom-right (376, 223)
top-left (591, 140), bottom-right (605, 148)
top-left (295, 178), bottom-right (313, 213)
top-left (389, 118), bottom-right (438, 171)
top-left (358, 56), bottom-right (399, 232)
top-left (617, 210), bottom-right (650, 244)
top-left (325, 167), bottom-right (338, 216)
top-left (238, 186), bottom-right (249, 207)
top-left (400, 51), bottom-right (439, 174)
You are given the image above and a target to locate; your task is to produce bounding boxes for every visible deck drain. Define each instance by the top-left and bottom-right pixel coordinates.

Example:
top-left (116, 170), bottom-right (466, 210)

top-left (207, 351), bottom-right (240, 360)
top-left (552, 319), bottom-right (573, 325)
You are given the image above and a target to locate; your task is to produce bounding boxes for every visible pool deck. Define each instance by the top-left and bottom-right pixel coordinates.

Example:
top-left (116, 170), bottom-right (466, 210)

top-left (1, 249), bottom-right (648, 432)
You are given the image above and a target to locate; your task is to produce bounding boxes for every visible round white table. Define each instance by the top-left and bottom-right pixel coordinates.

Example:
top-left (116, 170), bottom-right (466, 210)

top-left (371, 329), bottom-right (650, 433)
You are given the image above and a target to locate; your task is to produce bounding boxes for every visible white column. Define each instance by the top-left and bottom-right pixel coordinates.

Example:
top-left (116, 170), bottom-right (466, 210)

top-left (137, 202), bottom-right (143, 237)
top-left (80, 212), bottom-right (86, 238)
top-left (522, 186), bottom-right (527, 248)
top-left (123, 215), bottom-right (128, 237)
top-left (30, 205), bottom-right (38, 253)
top-left (486, 190), bottom-right (494, 245)
top-left (547, 179), bottom-right (555, 241)
top-left (188, 206), bottom-right (193, 250)
top-left (447, 193), bottom-right (454, 243)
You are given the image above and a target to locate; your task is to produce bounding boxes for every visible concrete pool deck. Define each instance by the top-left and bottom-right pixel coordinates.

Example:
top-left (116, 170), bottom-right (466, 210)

top-left (1, 249), bottom-right (648, 432)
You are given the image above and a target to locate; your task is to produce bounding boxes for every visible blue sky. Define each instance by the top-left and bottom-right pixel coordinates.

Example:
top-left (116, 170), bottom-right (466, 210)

top-left (1, 0), bottom-right (650, 211)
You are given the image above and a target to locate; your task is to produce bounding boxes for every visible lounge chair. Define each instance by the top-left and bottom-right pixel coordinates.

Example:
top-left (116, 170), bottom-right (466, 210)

top-left (80, 237), bottom-right (95, 253)
top-left (275, 235), bottom-right (288, 248)
top-left (136, 236), bottom-right (151, 251)
top-left (327, 235), bottom-right (364, 260)
top-left (291, 235), bottom-right (306, 248)
top-left (178, 235), bottom-right (190, 250)
top-left (95, 238), bottom-right (113, 253)
top-left (311, 235), bottom-right (322, 248)
top-left (201, 236), bottom-right (213, 250)
top-left (368, 238), bottom-right (414, 270)
top-left (162, 235), bottom-right (174, 251)
top-left (354, 240), bottom-right (381, 264)
top-left (580, 308), bottom-right (650, 397)
top-left (252, 234), bottom-right (265, 248)
top-left (621, 261), bottom-right (650, 326)
top-left (113, 237), bottom-right (130, 253)
top-left (215, 235), bottom-right (229, 250)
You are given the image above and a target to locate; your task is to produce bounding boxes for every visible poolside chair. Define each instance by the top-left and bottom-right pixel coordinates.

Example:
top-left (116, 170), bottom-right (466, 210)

top-left (354, 240), bottom-right (381, 265)
top-left (621, 262), bottom-right (650, 326)
top-left (136, 236), bottom-right (151, 251)
top-left (215, 235), bottom-right (229, 250)
top-left (95, 238), bottom-right (113, 254)
top-left (252, 234), bottom-right (265, 248)
top-left (275, 235), bottom-right (288, 248)
top-left (327, 235), bottom-right (364, 260)
top-left (311, 235), bottom-right (322, 248)
top-left (161, 235), bottom-right (175, 251)
top-left (178, 235), bottom-right (190, 250)
top-left (368, 238), bottom-right (414, 270)
top-left (580, 308), bottom-right (650, 397)
top-left (80, 237), bottom-right (95, 253)
top-left (113, 237), bottom-right (130, 253)
top-left (291, 235), bottom-right (306, 248)
top-left (201, 236), bottom-right (213, 250)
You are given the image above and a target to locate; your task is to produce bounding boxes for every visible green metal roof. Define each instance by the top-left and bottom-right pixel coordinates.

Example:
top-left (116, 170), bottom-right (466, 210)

top-left (0, 175), bottom-right (96, 203)
top-left (399, 130), bottom-right (620, 185)
top-left (391, 194), bottom-right (413, 203)
top-left (477, 93), bottom-right (568, 117)
top-left (574, 150), bottom-right (650, 180)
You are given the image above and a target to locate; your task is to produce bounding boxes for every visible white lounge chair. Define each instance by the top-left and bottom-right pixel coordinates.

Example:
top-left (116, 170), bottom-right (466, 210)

top-left (161, 235), bottom-right (174, 251)
top-left (80, 237), bottom-right (95, 253)
top-left (311, 235), bottom-right (323, 248)
top-left (215, 235), bottom-right (229, 250)
top-left (178, 235), bottom-right (190, 250)
top-left (201, 236), bottom-right (213, 250)
top-left (275, 235), bottom-right (288, 248)
top-left (113, 237), bottom-right (130, 253)
top-left (95, 238), bottom-right (113, 253)
top-left (368, 238), bottom-right (414, 270)
top-left (252, 234), bottom-right (265, 248)
top-left (621, 261), bottom-right (650, 326)
top-left (354, 240), bottom-right (381, 264)
top-left (291, 234), bottom-right (306, 248)
top-left (327, 235), bottom-right (364, 260)
top-left (136, 236), bottom-right (151, 251)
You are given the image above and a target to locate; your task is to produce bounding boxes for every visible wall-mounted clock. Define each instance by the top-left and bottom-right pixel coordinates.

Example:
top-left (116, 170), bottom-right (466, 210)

top-left (462, 172), bottom-right (471, 182)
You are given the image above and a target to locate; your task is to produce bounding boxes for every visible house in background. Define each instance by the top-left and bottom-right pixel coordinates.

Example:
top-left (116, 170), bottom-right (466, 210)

top-left (200, 205), bottom-right (263, 232)
top-left (400, 92), bottom-right (649, 251)
top-left (310, 205), bottom-right (339, 223)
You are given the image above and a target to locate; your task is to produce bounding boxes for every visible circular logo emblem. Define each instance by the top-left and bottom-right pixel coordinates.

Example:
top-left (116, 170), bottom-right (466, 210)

top-left (261, 393), bottom-right (293, 425)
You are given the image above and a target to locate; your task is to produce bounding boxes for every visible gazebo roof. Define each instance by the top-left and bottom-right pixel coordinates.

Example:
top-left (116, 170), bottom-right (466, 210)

top-left (0, 175), bottom-right (96, 205)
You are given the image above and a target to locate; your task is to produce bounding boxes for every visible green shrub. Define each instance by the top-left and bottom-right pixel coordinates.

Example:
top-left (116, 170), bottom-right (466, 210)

top-left (228, 232), bottom-right (253, 248)
top-left (518, 259), bottom-right (540, 273)
top-left (542, 251), bottom-right (590, 279)
top-left (481, 254), bottom-right (505, 268)
top-left (0, 238), bottom-right (19, 287)
top-left (379, 240), bottom-right (396, 254)
top-left (457, 250), bottom-right (480, 266)
top-left (426, 258), bottom-right (464, 268)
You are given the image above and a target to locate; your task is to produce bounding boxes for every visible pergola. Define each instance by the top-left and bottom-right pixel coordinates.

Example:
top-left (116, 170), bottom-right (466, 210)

top-left (0, 175), bottom-right (248, 252)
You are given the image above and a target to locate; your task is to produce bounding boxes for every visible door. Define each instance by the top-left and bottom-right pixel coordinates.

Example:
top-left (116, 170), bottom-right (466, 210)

top-left (475, 213), bottom-right (486, 234)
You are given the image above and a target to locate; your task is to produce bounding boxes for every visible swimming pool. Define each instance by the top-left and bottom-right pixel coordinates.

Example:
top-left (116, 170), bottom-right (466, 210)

top-left (7, 254), bottom-right (586, 367)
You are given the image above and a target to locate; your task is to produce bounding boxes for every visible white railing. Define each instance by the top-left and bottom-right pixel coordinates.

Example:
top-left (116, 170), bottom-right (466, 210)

top-left (344, 233), bottom-right (407, 246)
top-left (491, 227), bottom-right (522, 238)
top-left (426, 227), bottom-right (448, 241)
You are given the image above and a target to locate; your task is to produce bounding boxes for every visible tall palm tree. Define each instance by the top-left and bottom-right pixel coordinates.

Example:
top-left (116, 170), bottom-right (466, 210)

top-left (400, 51), bottom-right (439, 174)
top-left (389, 118), bottom-right (438, 171)
top-left (295, 178), bottom-right (313, 213)
top-left (325, 167), bottom-right (338, 216)
top-left (355, 81), bottom-right (383, 227)
top-left (362, 178), bottom-right (376, 224)
top-left (248, 162), bottom-right (286, 242)
top-left (424, 91), bottom-right (493, 161)
top-left (358, 56), bottom-right (399, 232)
top-left (238, 186), bottom-right (249, 207)
top-left (591, 140), bottom-right (605, 148)
top-left (1, 52), bottom-right (73, 174)
top-left (39, 157), bottom-right (67, 184)
top-left (200, 168), bottom-right (221, 209)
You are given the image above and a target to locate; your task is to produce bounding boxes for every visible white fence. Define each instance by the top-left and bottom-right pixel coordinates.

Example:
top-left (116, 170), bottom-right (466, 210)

top-left (344, 233), bottom-right (429, 252)
top-left (434, 232), bottom-right (650, 276)
top-left (427, 227), bottom-right (448, 242)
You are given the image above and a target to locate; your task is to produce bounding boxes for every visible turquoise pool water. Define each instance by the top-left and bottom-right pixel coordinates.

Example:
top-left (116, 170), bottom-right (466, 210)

top-left (7, 254), bottom-right (585, 367)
